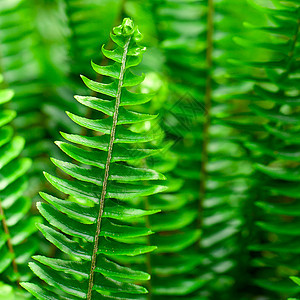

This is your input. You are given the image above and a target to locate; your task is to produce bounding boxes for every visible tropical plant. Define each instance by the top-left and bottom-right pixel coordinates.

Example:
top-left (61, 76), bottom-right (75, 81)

top-left (0, 75), bottom-right (40, 296)
top-left (0, 0), bottom-right (300, 299)
top-left (233, 0), bottom-right (300, 298)
top-left (0, 0), bottom-right (50, 191)
top-left (20, 18), bottom-right (168, 299)
top-left (142, 0), bottom-right (252, 298)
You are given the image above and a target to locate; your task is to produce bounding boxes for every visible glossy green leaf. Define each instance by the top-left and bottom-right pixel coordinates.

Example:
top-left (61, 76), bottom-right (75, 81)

top-left (22, 18), bottom-right (164, 299)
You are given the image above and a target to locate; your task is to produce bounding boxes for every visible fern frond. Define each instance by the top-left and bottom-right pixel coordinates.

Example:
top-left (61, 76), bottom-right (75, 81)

top-left (148, 0), bottom-right (250, 298)
top-left (21, 18), bottom-right (166, 300)
top-left (144, 149), bottom-right (204, 298)
top-left (0, 75), bottom-right (41, 285)
top-left (0, 0), bottom-right (54, 193)
top-left (0, 0), bottom-right (89, 193)
top-left (236, 0), bottom-right (300, 298)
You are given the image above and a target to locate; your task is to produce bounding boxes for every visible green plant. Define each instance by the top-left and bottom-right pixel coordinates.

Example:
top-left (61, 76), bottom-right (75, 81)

top-left (232, 0), bottom-right (300, 298)
top-left (21, 18), bottom-right (167, 299)
top-left (0, 75), bottom-right (40, 290)
top-left (144, 0), bottom-right (250, 298)
top-left (0, 0), bottom-right (50, 189)
top-left (0, 0), bottom-right (300, 299)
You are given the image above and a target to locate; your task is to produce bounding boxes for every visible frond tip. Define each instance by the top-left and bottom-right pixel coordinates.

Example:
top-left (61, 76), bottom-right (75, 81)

top-left (21, 18), bottom-right (166, 300)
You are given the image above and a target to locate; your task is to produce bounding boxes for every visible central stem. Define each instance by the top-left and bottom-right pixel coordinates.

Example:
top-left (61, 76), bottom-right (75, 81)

top-left (198, 0), bottom-right (214, 229)
top-left (86, 35), bottom-right (131, 300)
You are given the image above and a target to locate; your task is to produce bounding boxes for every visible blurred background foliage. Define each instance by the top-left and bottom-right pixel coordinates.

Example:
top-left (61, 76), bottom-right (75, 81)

top-left (0, 0), bottom-right (300, 299)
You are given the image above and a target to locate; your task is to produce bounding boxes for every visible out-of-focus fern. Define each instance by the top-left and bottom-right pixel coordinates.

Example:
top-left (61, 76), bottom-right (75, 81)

top-left (0, 0), bottom-right (87, 194)
top-left (30, 0), bottom-right (86, 139)
top-left (127, 72), bottom-right (203, 298)
top-left (64, 0), bottom-right (124, 80)
top-left (144, 145), bottom-right (205, 298)
top-left (21, 18), bottom-right (167, 299)
top-left (147, 0), bottom-right (250, 298)
top-left (235, 0), bottom-right (300, 298)
top-left (0, 75), bottom-right (41, 289)
top-left (0, 0), bottom-right (50, 176)
top-left (0, 0), bottom-right (67, 197)
top-left (0, 281), bottom-right (30, 299)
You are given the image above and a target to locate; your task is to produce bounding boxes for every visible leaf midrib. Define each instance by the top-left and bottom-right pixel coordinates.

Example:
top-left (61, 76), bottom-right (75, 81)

top-left (86, 35), bottom-right (132, 300)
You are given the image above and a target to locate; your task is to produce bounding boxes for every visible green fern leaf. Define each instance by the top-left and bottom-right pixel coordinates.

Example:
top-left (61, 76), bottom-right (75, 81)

top-left (143, 0), bottom-right (249, 298)
top-left (0, 75), bottom-right (41, 286)
top-left (238, 0), bottom-right (300, 298)
top-left (21, 18), bottom-right (166, 300)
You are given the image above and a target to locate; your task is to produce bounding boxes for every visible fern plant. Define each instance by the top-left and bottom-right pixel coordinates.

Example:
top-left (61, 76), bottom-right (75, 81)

top-left (233, 0), bottom-right (300, 298)
top-left (145, 146), bottom-right (204, 298)
top-left (0, 0), bottom-right (70, 197)
top-left (146, 0), bottom-right (249, 298)
top-left (21, 18), bottom-right (167, 299)
top-left (0, 74), bottom-right (40, 290)
top-left (142, 1), bottom-right (206, 298)
top-left (1, 1), bottom-right (300, 299)
top-left (0, 0), bottom-right (49, 183)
